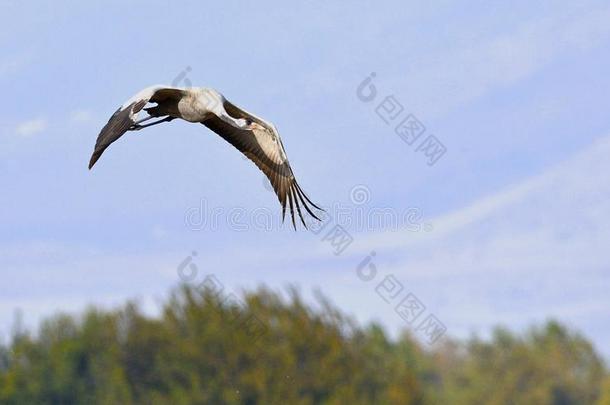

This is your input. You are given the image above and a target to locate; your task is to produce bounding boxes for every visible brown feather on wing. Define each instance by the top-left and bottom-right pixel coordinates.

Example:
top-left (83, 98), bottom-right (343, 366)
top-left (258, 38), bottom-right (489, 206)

top-left (88, 99), bottom-right (147, 169)
top-left (88, 87), bottom-right (185, 169)
top-left (202, 107), bottom-right (322, 229)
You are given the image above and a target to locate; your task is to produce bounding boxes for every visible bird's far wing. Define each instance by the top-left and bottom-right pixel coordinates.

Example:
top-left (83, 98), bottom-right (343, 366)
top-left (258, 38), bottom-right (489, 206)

top-left (88, 86), bottom-right (184, 169)
top-left (222, 98), bottom-right (272, 127)
top-left (203, 101), bottom-right (323, 229)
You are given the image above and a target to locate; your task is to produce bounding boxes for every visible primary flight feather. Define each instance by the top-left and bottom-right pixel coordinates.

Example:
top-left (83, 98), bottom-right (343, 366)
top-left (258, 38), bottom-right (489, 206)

top-left (88, 85), bottom-right (322, 229)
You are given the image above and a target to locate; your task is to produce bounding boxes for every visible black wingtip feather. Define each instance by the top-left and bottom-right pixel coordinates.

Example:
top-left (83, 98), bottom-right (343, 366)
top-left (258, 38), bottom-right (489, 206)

top-left (88, 154), bottom-right (99, 170)
top-left (291, 184), bottom-right (308, 229)
top-left (287, 189), bottom-right (297, 231)
top-left (281, 198), bottom-right (287, 223)
top-left (295, 181), bottom-right (324, 212)
top-left (294, 183), bottom-right (320, 222)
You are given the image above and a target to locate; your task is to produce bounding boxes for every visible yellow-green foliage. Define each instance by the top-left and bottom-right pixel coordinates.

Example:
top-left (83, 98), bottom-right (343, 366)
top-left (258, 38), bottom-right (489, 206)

top-left (0, 285), bottom-right (606, 405)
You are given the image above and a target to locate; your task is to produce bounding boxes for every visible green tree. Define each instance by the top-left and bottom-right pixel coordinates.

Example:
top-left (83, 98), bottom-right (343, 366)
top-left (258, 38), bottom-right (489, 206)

top-left (0, 285), bottom-right (606, 405)
top-left (432, 322), bottom-right (605, 405)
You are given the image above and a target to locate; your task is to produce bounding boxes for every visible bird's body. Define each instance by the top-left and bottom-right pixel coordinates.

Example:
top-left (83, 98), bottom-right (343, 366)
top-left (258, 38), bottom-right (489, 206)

top-left (88, 85), bottom-right (322, 229)
top-left (141, 87), bottom-right (215, 122)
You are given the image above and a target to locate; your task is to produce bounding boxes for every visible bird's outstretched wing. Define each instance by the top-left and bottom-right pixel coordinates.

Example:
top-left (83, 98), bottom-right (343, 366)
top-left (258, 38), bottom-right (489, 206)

top-left (203, 99), bottom-right (322, 229)
top-left (88, 86), bottom-right (184, 169)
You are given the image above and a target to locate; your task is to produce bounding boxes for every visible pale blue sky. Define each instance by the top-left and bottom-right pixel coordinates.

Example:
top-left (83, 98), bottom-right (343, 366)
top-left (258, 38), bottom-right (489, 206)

top-left (2, 0), bottom-right (610, 356)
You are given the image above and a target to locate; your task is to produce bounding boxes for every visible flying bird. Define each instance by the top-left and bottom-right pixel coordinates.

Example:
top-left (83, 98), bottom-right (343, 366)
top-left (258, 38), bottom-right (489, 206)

top-left (88, 85), bottom-right (322, 229)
